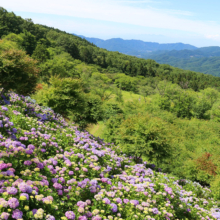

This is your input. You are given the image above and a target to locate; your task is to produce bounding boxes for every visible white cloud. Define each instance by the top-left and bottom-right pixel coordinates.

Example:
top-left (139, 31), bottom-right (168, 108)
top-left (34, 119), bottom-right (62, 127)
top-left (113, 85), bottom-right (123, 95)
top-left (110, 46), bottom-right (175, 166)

top-left (206, 34), bottom-right (220, 41)
top-left (2, 0), bottom-right (220, 38)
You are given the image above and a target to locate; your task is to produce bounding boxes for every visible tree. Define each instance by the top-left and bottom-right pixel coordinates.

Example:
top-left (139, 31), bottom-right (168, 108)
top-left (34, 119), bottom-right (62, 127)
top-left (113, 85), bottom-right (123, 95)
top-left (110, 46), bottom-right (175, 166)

top-left (79, 46), bottom-right (93, 63)
top-left (19, 31), bottom-right (37, 55)
top-left (38, 56), bottom-right (77, 80)
top-left (56, 35), bottom-right (80, 59)
top-left (32, 44), bottom-right (50, 63)
top-left (90, 72), bottom-right (115, 101)
top-left (71, 93), bottom-right (103, 128)
top-left (202, 88), bottom-right (219, 106)
top-left (0, 48), bottom-right (39, 95)
top-left (33, 77), bottom-right (103, 129)
top-left (0, 7), bottom-right (23, 37)
top-left (117, 114), bottom-right (173, 163)
top-left (2, 33), bottom-right (23, 48)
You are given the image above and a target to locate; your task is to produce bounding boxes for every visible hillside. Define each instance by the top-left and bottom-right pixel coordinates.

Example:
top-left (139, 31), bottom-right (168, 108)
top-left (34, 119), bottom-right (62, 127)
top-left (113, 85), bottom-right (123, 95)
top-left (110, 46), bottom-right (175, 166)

top-left (1, 89), bottom-right (220, 220)
top-left (2, 6), bottom-right (220, 219)
top-left (144, 48), bottom-right (220, 77)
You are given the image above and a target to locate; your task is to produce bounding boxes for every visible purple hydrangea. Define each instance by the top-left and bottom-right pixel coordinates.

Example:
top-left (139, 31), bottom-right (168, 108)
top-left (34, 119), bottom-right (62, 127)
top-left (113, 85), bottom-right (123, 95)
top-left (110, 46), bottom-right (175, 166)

top-left (7, 187), bottom-right (18, 195)
top-left (26, 149), bottom-right (33, 154)
top-left (18, 182), bottom-right (32, 193)
top-left (37, 163), bottom-right (44, 169)
top-left (0, 163), bottom-right (8, 170)
top-left (110, 203), bottom-right (118, 213)
top-left (51, 178), bottom-right (58, 183)
top-left (152, 208), bottom-right (159, 214)
top-left (58, 190), bottom-right (63, 195)
top-left (8, 198), bottom-right (19, 209)
top-left (24, 160), bottom-right (32, 166)
top-left (85, 212), bottom-right (92, 218)
top-left (1, 106), bottom-right (8, 111)
top-left (28, 144), bottom-right (35, 150)
top-left (91, 216), bottom-right (102, 220)
top-left (165, 187), bottom-right (172, 195)
top-left (53, 182), bottom-right (63, 190)
top-left (78, 216), bottom-right (87, 220)
top-left (65, 211), bottom-right (75, 219)
top-left (12, 209), bottom-right (23, 219)
top-left (1, 212), bottom-right (10, 220)
top-left (32, 209), bottom-right (38, 215)
top-left (123, 199), bottom-right (129, 204)
top-left (116, 198), bottom-right (122, 204)
top-left (69, 171), bottom-right (74, 175)
top-left (77, 201), bottom-right (86, 207)
top-left (46, 214), bottom-right (56, 220)
top-left (130, 200), bottom-right (139, 206)
top-left (103, 198), bottom-right (111, 204)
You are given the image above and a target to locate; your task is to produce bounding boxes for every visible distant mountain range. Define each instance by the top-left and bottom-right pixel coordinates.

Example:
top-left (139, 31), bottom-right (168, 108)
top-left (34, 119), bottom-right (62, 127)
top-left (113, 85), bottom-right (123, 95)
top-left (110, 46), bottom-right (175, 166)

top-left (78, 35), bottom-right (197, 56)
top-left (76, 35), bottom-right (220, 77)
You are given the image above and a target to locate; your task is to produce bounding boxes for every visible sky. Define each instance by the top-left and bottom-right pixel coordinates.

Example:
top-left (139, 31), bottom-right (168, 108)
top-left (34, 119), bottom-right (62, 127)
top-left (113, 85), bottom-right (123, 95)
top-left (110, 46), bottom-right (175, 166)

top-left (2, 0), bottom-right (220, 47)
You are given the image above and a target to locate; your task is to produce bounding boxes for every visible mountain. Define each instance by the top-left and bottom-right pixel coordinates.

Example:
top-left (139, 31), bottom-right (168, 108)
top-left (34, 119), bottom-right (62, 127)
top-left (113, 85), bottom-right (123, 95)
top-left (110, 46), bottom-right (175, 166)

top-left (144, 47), bottom-right (220, 76)
top-left (77, 35), bottom-right (197, 56)
top-left (78, 35), bottom-right (220, 76)
top-left (145, 46), bottom-right (220, 59)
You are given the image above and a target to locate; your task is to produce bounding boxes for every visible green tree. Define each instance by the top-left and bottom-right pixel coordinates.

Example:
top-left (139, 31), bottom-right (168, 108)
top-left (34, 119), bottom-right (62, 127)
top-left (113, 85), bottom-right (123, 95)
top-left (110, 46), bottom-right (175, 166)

top-left (90, 72), bottom-right (115, 101)
top-left (19, 31), bottom-right (37, 55)
top-left (2, 33), bottom-right (23, 48)
top-left (33, 77), bottom-right (103, 129)
top-left (0, 7), bottom-right (23, 37)
top-left (0, 48), bottom-right (39, 95)
top-left (39, 56), bottom-right (77, 80)
top-left (114, 113), bottom-right (173, 163)
top-left (56, 34), bottom-right (80, 59)
top-left (32, 43), bottom-right (50, 63)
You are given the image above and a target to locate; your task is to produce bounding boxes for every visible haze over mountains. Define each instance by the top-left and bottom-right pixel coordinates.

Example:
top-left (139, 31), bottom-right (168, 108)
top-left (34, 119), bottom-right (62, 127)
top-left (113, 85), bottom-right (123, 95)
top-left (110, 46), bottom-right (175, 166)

top-left (78, 35), bottom-right (220, 77)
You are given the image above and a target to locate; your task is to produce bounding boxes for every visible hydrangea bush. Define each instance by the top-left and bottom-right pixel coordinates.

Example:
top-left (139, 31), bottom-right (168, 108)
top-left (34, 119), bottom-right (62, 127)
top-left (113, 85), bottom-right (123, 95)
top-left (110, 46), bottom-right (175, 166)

top-left (0, 89), bottom-right (220, 220)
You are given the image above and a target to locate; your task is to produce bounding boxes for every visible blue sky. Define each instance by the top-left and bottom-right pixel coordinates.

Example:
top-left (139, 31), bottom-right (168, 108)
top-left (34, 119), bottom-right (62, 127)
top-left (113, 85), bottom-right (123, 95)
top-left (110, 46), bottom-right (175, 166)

top-left (2, 0), bottom-right (220, 47)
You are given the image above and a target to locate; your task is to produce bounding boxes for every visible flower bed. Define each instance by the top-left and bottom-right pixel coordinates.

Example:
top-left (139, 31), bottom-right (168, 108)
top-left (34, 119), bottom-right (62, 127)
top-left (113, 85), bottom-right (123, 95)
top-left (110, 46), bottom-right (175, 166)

top-left (0, 89), bottom-right (220, 220)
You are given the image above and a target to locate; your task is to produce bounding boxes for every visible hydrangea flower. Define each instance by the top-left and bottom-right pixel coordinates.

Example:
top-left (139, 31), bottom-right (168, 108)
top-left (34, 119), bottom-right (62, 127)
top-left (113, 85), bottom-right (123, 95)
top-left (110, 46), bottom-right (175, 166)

top-left (0, 212), bottom-right (10, 220)
top-left (110, 203), bottom-right (118, 213)
top-left (65, 211), bottom-right (75, 219)
top-left (8, 198), bottom-right (19, 209)
top-left (103, 198), bottom-right (111, 204)
top-left (12, 209), bottom-right (23, 219)
top-left (7, 187), bottom-right (18, 195)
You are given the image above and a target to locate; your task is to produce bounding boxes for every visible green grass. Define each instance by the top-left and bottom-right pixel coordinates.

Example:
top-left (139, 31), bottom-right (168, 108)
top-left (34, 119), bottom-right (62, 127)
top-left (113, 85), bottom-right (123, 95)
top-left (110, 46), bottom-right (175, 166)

top-left (87, 121), bottom-right (106, 138)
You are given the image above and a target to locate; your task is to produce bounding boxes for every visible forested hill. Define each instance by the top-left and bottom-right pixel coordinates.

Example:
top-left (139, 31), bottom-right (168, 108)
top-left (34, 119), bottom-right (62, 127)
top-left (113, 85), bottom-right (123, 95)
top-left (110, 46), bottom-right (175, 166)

top-left (78, 35), bottom-right (197, 55)
top-left (1, 6), bottom-right (220, 91)
top-left (146, 46), bottom-right (220, 59)
top-left (144, 47), bottom-right (220, 77)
